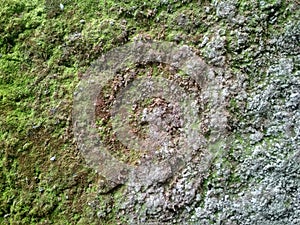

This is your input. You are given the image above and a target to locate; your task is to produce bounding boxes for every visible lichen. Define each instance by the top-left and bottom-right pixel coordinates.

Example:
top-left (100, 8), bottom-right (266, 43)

top-left (1, 0), bottom-right (299, 224)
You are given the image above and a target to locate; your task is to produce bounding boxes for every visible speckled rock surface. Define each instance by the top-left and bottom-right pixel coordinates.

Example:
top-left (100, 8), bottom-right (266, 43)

top-left (89, 1), bottom-right (300, 224)
top-left (1, 0), bottom-right (298, 224)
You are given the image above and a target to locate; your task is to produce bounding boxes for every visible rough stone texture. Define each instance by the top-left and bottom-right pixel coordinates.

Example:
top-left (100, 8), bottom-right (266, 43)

top-left (89, 1), bottom-right (300, 224)
top-left (3, 0), bottom-right (298, 224)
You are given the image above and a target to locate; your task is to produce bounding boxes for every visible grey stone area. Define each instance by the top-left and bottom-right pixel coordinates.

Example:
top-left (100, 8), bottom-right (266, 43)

top-left (89, 1), bottom-right (299, 224)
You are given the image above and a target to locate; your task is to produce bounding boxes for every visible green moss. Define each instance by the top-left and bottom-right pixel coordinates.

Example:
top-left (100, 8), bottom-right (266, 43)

top-left (0, 0), bottom-right (296, 223)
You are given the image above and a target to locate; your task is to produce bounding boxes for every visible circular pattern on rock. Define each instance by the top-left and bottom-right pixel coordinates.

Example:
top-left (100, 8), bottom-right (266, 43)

top-left (72, 41), bottom-right (225, 189)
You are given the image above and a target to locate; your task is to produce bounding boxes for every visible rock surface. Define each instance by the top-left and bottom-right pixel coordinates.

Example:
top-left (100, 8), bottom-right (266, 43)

top-left (0, 0), bottom-right (299, 224)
